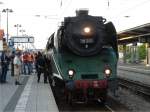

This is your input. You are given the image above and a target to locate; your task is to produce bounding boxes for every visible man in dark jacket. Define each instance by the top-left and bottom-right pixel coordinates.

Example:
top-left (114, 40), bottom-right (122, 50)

top-left (36, 52), bottom-right (45, 83)
top-left (43, 55), bottom-right (52, 83)
top-left (0, 50), bottom-right (10, 83)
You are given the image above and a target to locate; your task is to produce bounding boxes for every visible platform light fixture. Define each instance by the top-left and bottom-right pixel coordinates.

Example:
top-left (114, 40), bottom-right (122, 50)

top-left (2, 8), bottom-right (13, 43)
top-left (19, 29), bottom-right (26, 36)
top-left (14, 24), bottom-right (21, 36)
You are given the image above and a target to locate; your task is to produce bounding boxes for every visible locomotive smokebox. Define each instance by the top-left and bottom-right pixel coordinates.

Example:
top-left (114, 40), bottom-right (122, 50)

top-left (76, 9), bottom-right (89, 16)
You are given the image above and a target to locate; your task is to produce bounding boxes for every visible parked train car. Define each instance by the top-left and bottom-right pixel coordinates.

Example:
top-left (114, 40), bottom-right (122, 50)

top-left (46, 10), bottom-right (118, 104)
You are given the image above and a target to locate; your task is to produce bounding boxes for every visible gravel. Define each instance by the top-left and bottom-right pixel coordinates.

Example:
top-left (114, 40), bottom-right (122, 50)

top-left (110, 87), bottom-right (150, 112)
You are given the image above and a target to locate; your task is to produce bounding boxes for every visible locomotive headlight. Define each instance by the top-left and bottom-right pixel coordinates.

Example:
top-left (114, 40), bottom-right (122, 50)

top-left (68, 69), bottom-right (75, 78)
top-left (104, 68), bottom-right (111, 77)
top-left (84, 27), bottom-right (91, 33)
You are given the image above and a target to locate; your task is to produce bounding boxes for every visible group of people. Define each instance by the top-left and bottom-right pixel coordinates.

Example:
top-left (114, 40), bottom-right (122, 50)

top-left (0, 50), bottom-right (30, 85)
top-left (0, 50), bottom-right (52, 85)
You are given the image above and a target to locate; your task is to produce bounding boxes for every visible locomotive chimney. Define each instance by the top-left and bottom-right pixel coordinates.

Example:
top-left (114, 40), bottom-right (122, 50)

top-left (76, 9), bottom-right (89, 16)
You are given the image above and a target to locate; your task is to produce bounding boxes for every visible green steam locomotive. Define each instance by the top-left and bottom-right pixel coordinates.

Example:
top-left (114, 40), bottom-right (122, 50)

top-left (46, 10), bottom-right (118, 104)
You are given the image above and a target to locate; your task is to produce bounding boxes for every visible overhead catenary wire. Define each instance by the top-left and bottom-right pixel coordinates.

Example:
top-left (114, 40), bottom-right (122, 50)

top-left (57, 0), bottom-right (73, 20)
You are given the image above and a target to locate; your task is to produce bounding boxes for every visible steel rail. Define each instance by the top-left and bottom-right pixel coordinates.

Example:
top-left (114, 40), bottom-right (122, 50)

top-left (118, 78), bottom-right (150, 100)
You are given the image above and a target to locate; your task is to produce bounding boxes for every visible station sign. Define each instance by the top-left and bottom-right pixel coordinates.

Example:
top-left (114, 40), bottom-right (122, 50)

top-left (11, 36), bottom-right (34, 43)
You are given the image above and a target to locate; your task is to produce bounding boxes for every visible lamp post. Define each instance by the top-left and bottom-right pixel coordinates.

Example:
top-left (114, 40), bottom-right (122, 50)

top-left (14, 24), bottom-right (21, 49)
top-left (19, 29), bottom-right (26, 50)
top-left (2, 8), bottom-right (13, 43)
top-left (19, 29), bottom-right (25, 36)
top-left (14, 24), bottom-right (21, 36)
top-left (0, 2), bottom-right (3, 4)
top-left (0, 2), bottom-right (4, 28)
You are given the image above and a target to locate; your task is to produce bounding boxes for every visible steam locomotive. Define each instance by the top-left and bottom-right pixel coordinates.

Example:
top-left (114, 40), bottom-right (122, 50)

top-left (46, 10), bottom-right (118, 104)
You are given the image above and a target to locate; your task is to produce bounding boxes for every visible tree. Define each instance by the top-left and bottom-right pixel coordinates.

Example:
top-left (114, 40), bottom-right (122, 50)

top-left (138, 44), bottom-right (146, 60)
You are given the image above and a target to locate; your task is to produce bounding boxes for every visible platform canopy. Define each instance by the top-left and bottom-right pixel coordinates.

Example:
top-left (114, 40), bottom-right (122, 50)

top-left (117, 23), bottom-right (150, 44)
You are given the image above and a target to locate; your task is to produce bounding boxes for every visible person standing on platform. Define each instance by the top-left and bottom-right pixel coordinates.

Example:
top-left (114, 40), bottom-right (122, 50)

top-left (34, 52), bottom-right (38, 73)
top-left (13, 52), bottom-right (22, 85)
top-left (43, 55), bottom-right (52, 83)
top-left (0, 50), bottom-right (10, 83)
top-left (27, 52), bottom-right (33, 74)
top-left (43, 55), bottom-right (48, 83)
top-left (22, 52), bottom-right (28, 75)
top-left (20, 52), bottom-right (23, 74)
top-left (10, 51), bottom-right (15, 77)
top-left (36, 52), bottom-right (45, 83)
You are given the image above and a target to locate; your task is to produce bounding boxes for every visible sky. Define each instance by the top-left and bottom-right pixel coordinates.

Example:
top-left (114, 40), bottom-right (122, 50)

top-left (0, 0), bottom-right (150, 49)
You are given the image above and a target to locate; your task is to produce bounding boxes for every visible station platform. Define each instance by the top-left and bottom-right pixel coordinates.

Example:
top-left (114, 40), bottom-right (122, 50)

top-left (0, 72), bottom-right (59, 112)
top-left (118, 61), bottom-right (150, 86)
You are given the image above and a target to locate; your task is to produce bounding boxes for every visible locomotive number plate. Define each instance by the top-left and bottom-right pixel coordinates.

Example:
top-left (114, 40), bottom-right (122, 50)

top-left (80, 39), bottom-right (94, 44)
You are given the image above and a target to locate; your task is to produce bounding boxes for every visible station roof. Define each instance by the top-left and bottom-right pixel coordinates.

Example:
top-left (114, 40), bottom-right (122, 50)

top-left (117, 23), bottom-right (150, 44)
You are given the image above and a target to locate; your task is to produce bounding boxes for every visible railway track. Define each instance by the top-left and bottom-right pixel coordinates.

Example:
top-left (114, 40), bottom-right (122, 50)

top-left (118, 77), bottom-right (150, 101)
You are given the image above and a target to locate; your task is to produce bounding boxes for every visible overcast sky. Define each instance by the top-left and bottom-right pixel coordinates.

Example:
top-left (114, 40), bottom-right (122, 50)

top-left (0, 0), bottom-right (150, 49)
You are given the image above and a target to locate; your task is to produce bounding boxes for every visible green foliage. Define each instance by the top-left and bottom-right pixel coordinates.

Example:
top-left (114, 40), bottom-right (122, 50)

top-left (120, 44), bottom-right (146, 61)
top-left (138, 44), bottom-right (146, 60)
